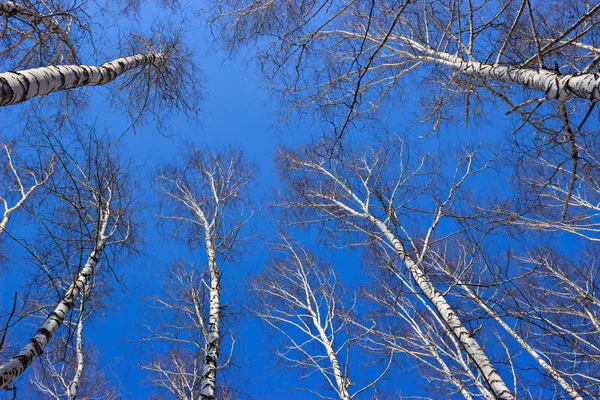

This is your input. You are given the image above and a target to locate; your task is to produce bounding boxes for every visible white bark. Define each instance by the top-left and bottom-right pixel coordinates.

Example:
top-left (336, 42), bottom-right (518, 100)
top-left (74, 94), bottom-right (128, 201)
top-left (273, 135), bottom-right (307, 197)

top-left (459, 283), bottom-right (583, 400)
top-left (311, 305), bottom-right (351, 400)
top-left (0, 52), bottom-right (165, 106)
top-left (199, 230), bottom-right (220, 400)
top-left (0, 223), bottom-right (107, 389)
top-left (67, 293), bottom-right (86, 400)
top-left (402, 38), bottom-right (600, 102)
top-left (369, 217), bottom-right (514, 400)
top-left (0, 143), bottom-right (53, 238)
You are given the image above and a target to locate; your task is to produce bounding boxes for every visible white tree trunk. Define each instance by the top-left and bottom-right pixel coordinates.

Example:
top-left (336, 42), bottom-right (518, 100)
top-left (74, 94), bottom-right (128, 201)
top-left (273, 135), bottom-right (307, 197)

top-left (0, 52), bottom-right (165, 106)
top-left (404, 38), bottom-right (600, 101)
top-left (461, 285), bottom-right (583, 400)
top-left (0, 242), bottom-right (105, 389)
top-left (313, 318), bottom-right (350, 400)
top-left (370, 217), bottom-right (514, 400)
top-left (67, 293), bottom-right (86, 400)
top-left (199, 233), bottom-right (220, 400)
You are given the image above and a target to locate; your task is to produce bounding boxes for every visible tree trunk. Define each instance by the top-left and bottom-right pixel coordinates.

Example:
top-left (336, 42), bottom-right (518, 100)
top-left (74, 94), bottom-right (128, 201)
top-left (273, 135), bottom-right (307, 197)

top-left (67, 292), bottom-right (86, 400)
top-left (404, 38), bottom-right (600, 101)
top-left (313, 318), bottom-right (350, 400)
top-left (0, 52), bottom-right (165, 106)
top-left (460, 284), bottom-right (583, 400)
top-left (0, 242), bottom-right (105, 389)
top-left (370, 217), bottom-right (514, 400)
top-left (199, 233), bottom-right (220, 400)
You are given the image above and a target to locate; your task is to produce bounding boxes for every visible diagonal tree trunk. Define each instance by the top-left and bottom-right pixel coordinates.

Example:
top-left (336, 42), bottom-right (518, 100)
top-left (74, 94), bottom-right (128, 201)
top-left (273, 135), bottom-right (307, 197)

top-left (400, 37), bottom-right (600, 102)
top-left (0, 52), bottom-right (165, 106)
top-left (369, 216), bottom-right (514, 400)
top-left (0, 233), bottom-right (107, 389)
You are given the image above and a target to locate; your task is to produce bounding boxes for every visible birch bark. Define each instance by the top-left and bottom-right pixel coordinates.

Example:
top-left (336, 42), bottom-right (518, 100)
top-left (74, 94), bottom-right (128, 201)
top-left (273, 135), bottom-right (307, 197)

top-left (199, 229), bottom-right (220, 400)
top-left (0, 217), bottom-right (108, 389)
top-left (0, 52), bottom-right (165, 106)
top-left (67, 291), bottom-right (86, 400)
top-left (369, 217), bottom-right (514, 400)
top-left (402, 37), bottom-right (600, 101)
top-left (458, 283), bottom-right (583, 400)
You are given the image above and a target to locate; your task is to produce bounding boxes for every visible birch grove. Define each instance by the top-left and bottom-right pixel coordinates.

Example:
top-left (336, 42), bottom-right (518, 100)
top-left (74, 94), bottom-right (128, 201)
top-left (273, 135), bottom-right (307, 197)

top-left (275, 135), bottom-right (597, 398)
top-left (2, 0), bottom-right (600, 398)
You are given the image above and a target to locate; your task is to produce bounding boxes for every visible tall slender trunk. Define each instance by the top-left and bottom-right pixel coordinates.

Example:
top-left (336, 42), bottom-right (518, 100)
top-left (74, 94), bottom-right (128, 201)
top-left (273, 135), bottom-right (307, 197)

top-left (199, 232), bottom-right (220, 400)
top-left (369, 217), bottom-right (514, 400)
top-left (460, 284), bottom-right (583, 400)
top-left (403, 38), bottom-right (600, 101)
top-left (67, 289), bottom-right (86, 400)
top-left (0, 52), bottom-right (165, 106)
top-left (0, 239), bottom-right (105, 389)
top-left (312, 317), bottom-right (350, 400)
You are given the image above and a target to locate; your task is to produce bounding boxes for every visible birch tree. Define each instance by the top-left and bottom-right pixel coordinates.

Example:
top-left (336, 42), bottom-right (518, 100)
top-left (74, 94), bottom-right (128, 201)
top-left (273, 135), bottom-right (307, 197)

top-left (277, 135), bottom-right (519, 399)
top-left (150, 146), bottom-right (255, 400)
top-left (211, 1), bottom-right (600, 242)
top-left (253, 236), bottom-right (391, 399)
top-left (0, 130), bottom-right (134, 390)
top-left (0, 138), bottom-right (53, 240)
top-left (28, 285), bottom-right (120, 400)
top-left (431, 245), bottom-right (590, 399)
top-left (212, 0), bottom-right (600, 132)
top-left (361, 244), bottom-right (500, 400)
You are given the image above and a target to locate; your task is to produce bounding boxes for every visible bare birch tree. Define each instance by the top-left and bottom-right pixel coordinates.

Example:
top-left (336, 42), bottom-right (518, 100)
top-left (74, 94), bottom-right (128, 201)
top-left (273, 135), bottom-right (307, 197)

top-left (211, 0), bottom-right (600, 132)
top-left (0, 130), bottom-right (135, 390)
top-left (253, 236), bottom-right (391, 399)
top-left (277, 135), bottom-right (519, 399)
top-left (210, 1), bottom-right (600, 245)
top-left (0, 138), bottom-right (53, 240)
top-left (28, 284), bottom-right (119, 400)
top-left (148, 146), bottom-right (255, 400)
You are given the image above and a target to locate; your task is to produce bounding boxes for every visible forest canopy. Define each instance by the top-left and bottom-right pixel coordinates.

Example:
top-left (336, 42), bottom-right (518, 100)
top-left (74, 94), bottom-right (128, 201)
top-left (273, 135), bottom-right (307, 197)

top-left (1, 1), bottom-right (600, 399)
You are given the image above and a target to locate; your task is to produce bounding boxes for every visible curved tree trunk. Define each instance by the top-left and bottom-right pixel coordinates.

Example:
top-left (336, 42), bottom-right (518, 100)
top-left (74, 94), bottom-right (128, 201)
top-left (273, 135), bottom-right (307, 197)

top-left (0, 52), bottom-right (165, 106)
top-left (0, 242), bottom-right (105, 389)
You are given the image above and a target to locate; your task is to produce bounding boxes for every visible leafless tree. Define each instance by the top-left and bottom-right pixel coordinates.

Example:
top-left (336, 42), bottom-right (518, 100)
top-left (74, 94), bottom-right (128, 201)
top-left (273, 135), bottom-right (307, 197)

top-left (276, 134), bottom-right (523, 399)
top-left (253, 236), bottom-right (392, 399)
top-left (28, 284), bottom-right (120, 400)
top-left (211, 0), bottom-right (600, 133)
top-left (0, 129), bottom-right (135, 390)
top-left (0, 137), bottom-right (54, 240)
top-left (146, 145), bottom-right (255, 400)
top-left (0, 0), bottom-right (85, 70)
top-left (210, 0), bottom-right (600, 246)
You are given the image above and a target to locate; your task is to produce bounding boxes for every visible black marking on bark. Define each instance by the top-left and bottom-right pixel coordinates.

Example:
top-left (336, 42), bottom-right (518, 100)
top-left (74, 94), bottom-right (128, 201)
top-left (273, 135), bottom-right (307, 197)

top-left (35, 328), bottom-right (52, 343)
top-left (26, 337), bottom-right (43, 355)
top-left (0, 76), bottom-right (14, 105)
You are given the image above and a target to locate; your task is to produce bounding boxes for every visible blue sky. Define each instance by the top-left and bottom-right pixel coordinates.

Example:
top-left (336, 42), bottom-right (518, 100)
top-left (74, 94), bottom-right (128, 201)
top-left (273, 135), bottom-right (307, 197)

top-left (3, 1), bottom-right (596, 399)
